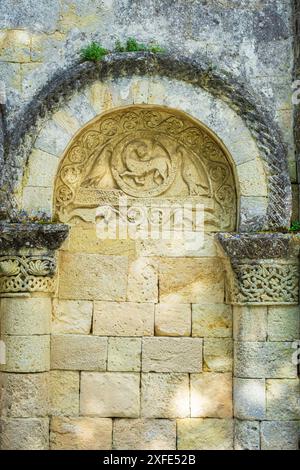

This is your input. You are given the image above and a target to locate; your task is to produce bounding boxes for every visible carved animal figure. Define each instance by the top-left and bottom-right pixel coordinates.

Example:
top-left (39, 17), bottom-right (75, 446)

top-left (177, 147), bottom-right (209, 196)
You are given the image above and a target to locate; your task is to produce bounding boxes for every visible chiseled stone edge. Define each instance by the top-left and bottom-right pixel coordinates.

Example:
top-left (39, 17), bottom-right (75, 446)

top-left (0, 52), bottom-right (291, 230)
top-left (0, 222), bottom-right (69, 251)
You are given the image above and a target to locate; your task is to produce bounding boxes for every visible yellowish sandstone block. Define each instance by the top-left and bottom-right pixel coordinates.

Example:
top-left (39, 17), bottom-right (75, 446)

top-left (50, 370), bottom-right (80, 416)
top-left (113, 419), bottom-right (176, 450)
top-left (127, 258), bottom-right (158, 302)
top-left (192, 304), bottom-right (232, 338)
top-left (177, 418), bottom-right (234, 450)
top-left (1, 297), bottom-right (51, 335)
top-left (107, 338), bottom-right (141, 372)
top-left (52, 300), bottom-right (92, 334)
top-left (155, 303), bottom-right (191, 336)
top-left (0, 335), bottom-right (50, 373)
top-left (190, 372), bottom-right (233, 418)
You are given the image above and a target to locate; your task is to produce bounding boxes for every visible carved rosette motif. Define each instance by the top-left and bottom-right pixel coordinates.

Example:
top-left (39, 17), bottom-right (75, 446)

top-left (228, 261), bottom-right (299, 305)
top-left (0, 255), bottom-right (57, 294)
top-left (54, 105), bottom-right (237, 231)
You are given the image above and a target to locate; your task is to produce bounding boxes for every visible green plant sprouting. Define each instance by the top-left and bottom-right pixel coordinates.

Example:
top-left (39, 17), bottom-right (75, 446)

top-left (81, 38), bottom-right (165, 62)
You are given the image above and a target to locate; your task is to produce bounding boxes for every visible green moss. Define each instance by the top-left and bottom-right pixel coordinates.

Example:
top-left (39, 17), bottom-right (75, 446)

top-left (289, 220), bottom-right (300, 232)
top-left (81, 42), bottom-right (109, 62)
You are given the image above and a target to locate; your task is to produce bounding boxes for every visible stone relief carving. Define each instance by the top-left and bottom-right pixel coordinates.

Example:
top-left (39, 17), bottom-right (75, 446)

top-left (54, 106), bottom-right (236, 230)
top-left (0, 255), bottom-right (56, 293)
top-left (228, 261), bottom-right (299, 305)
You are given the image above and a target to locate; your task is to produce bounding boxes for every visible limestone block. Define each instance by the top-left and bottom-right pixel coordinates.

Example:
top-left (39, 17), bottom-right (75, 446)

top-left (132, 79), bottom-right (149, 104)
top-left (177, 418), bottom-right (234, 450)
top-left (0, 297), bottom-right (51, 335)
top-left (107, 337), bottom-right (141, 372)
top-left (67, 227), bottom-right (136, 255)
top-left (142, 337), bottom-right (202, 373)
top-left (51, 335), bottom-right (107, 371)
top-left (267, 306), bottom-right (299, 341)
top-left (155, 303), bottom-right (191, 337)
top-left (203, 338), bottom-right (233, 372)
top-left (50, 417), bottom-right (112, 450)
top-left (234, 342), bottom-right (297, 378)
top-left (137, 233), bottom-right (218, 258)
top-left (26, 148), bottom-right (59, 187)
top-left (236, 158), bottom-right (268, 197)
top-left (52, 108), bottom-right (81, 136)
top-left (233, 306), bottom-right (267, 341)
top-left (66, 92), bottom-right (96, 126)
top-left (35, 120), bottom-right (70, 156)
top-left (80, 372), bottom-right (140, 418)
top-left (50, 371), bottom-right (79, 416)
top-left (0, 417), bottom-right (49, 450)
top-left (141, 373), bottom-right (189, 418)
top-left (234, 420), bottom-right (260, 450)
top-left (261, 421), bottom-right (299, 450)
top-left (87, 82), bottom-right (113, 114)
top-left (159, 257), bottom-right (225, 303)
top-left (127, 258), bottom-right (158, 302)
top-left (93, 301), bottom-right (154, 336)
top-left (0, 335), bottom-right (50, 372)
top-left (58, 252), bottom-right (128, 301)
top-left (266, 379), bottom-right (300, 420)
top-left (0, 372), bottom-right (49, 417)
top-left (233, 378), bottom-right (265, 420)
top-left (23, 187), bottom-right (52, 214)
top-left (191, 373), bottom-right (232, 418)
top-left (239, 197), bottom-right (268, 232)
top-left (113, 419), bottom-right (176, 450)
top-left (192, 304), bottom-right (232, 338)
top-left (0, 30), bottom-right (31, 63)
top-left (52, 300), bottom-right (92, 334)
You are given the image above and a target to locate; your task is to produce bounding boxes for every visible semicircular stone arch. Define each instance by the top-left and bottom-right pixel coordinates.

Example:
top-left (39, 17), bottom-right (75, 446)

top-left (21, 75), bottom-right (268, 231)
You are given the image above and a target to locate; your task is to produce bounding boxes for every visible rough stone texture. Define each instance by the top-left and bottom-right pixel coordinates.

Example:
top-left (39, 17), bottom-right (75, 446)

top-left (0, 223), bottom-right (69, 250)
top-left (234, 341), bottom-right (297, 378)
top-left (191, 373), bottom-right (232, 418)
top-left (49, 370), bottom-right (79, 416)
top-left (51, 334), bottom-right (107, 371)
top-left (0, 335), bottom-right (50, 372)
top-left (233, 378), bottom-right (266, 420)
top-left (261, 421), bottom-right (299, 450)
top-left (142, 337), bottom-right (202, 373)
top-left (0, 417), bottom-right (49, 450)
top-left (58, 252), bottom-right (128, 301)
top-left (177, 418), bottom-right (234, 450)
top-left (0, 297), bottom-right (51, 335)
top-left (93, 301), bottom-right (154, 336)
top-left (113, 419), bottom-right (176, 450)
top-left (141, 373), bottom-right (189, 418)
top-left (233, 306), bottom-right (267, 342)
top-left (127, 258), bottom-right (158, 303)
top-left (266, 379), bottom-right (300, 420)
top-left (203, 338), bottom-right (233, 372)
top-left (50, 417), bottom-right (112, 450)
top-left (107, 337), bottom-right (141, 372)
top-left (155, 304), bottom-right (191, 337)
top-left (234, 420), bottom-right (260, 450)
top-left (192, 304), bottom-right (232, 338)
top-left (80, 372), bottom-right (140, 418)
top-left (267, 306), bottom-right (300, 341)
top-left (217, 233), bottom-right (294, 259)
top-left (0, 372), bottom-right (49, 417)
top-left (52, 299), bottom-right (92, 334)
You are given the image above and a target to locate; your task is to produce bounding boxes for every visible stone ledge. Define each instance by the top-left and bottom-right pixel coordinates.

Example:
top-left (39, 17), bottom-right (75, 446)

top-left (0, 222), bottom-right (69, 251)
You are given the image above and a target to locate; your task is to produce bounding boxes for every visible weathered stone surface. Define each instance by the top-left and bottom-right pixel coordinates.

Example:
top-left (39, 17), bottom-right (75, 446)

top-left (52, 300), bottom-right (92, 334)
top-left (233, 306), bottom-right (267, 341)
top-left (159, 258), bottom-right (225, 303)
top-left (26, 148), bottom-right (59, 187)
top-left (50, 417), bottom-right (112, 450)
top-left (155, 303), bottom-right (191, 337)
top-left (107, 337), bottom-right (141, 372)
top-left (67, 226), bottom-right (136, 255)
top-left (233, 378), bottom-right (265, 420)
top-left (0, 222), bottom-right (68, 251)
top-left (192, 304), bottom-right (232, 338)
top-left (217, 233), bottom-right (294, 259)
top-left (80, 372), bottom-right (140, 418)
top-left (93, 301), bottom-right (154, 336)
top-left (50, 371), bottom-right (79, 416)
top-left (0, 335), bottom-right (50, 372)
top-left (234, 341), bottom-right (297, 378)
top-left (191, 373), bottom-right (232, 418)
top-left (0, 372), bottom-right (48, 417)
top-left (261, 421), bottom-right (299, 450)
top-left (58, 252), bottom-right (128, 301)
top-left (141, 373), bottom-right (189, 418)
top-left (51, 334), bottom-right (107, 371)
top-left (127, 258), bottom-right (158, 302)
top-left (234, 420), bottom-right (260, 450)
top-left (266, 379), bottom-right (300, 420)
top-left (177, 418), bottom-right (234, 450)
top-left (203, 338), bottom-right (233, 372)
top-left (113, 419), bottom-right (176, 450)
top-left (0, 297), bottom-right (51, 335)
top-left (142, 337), bottom-right (202, 373)
top-left (267, 306), bottom-right (300, 341)
top-left (137, 233), bottom-right (218, 258)
top-left (0, 417), bottom-right (49, 450)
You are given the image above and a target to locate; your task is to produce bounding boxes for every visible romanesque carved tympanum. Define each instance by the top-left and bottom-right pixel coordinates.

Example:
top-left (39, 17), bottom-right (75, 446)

top-left (54, 106), bottom-right (236, 230)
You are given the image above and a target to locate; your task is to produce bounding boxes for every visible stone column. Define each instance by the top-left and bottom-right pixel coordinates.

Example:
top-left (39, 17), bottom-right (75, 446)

top-left (218, 233), bottom-right (300, 451)
top-left (0, 223), bottom-right (68, 450)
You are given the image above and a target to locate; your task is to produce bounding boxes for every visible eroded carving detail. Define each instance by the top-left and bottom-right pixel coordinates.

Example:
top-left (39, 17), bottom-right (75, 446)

top-left (54, 106), bottom-right (236, 230)
top-left (0, 255), bottom-right (56, 293)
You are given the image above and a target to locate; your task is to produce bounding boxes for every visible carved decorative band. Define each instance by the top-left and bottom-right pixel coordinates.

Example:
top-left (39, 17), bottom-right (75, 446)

top-left (229, 262), bottom-right (299, 305)
top-left (0, 255), bottom-right (56, 293)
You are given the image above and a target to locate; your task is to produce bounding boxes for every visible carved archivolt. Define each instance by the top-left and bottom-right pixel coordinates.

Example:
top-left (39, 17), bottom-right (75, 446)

top-left (54, 105), bottom-right (237, 230)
